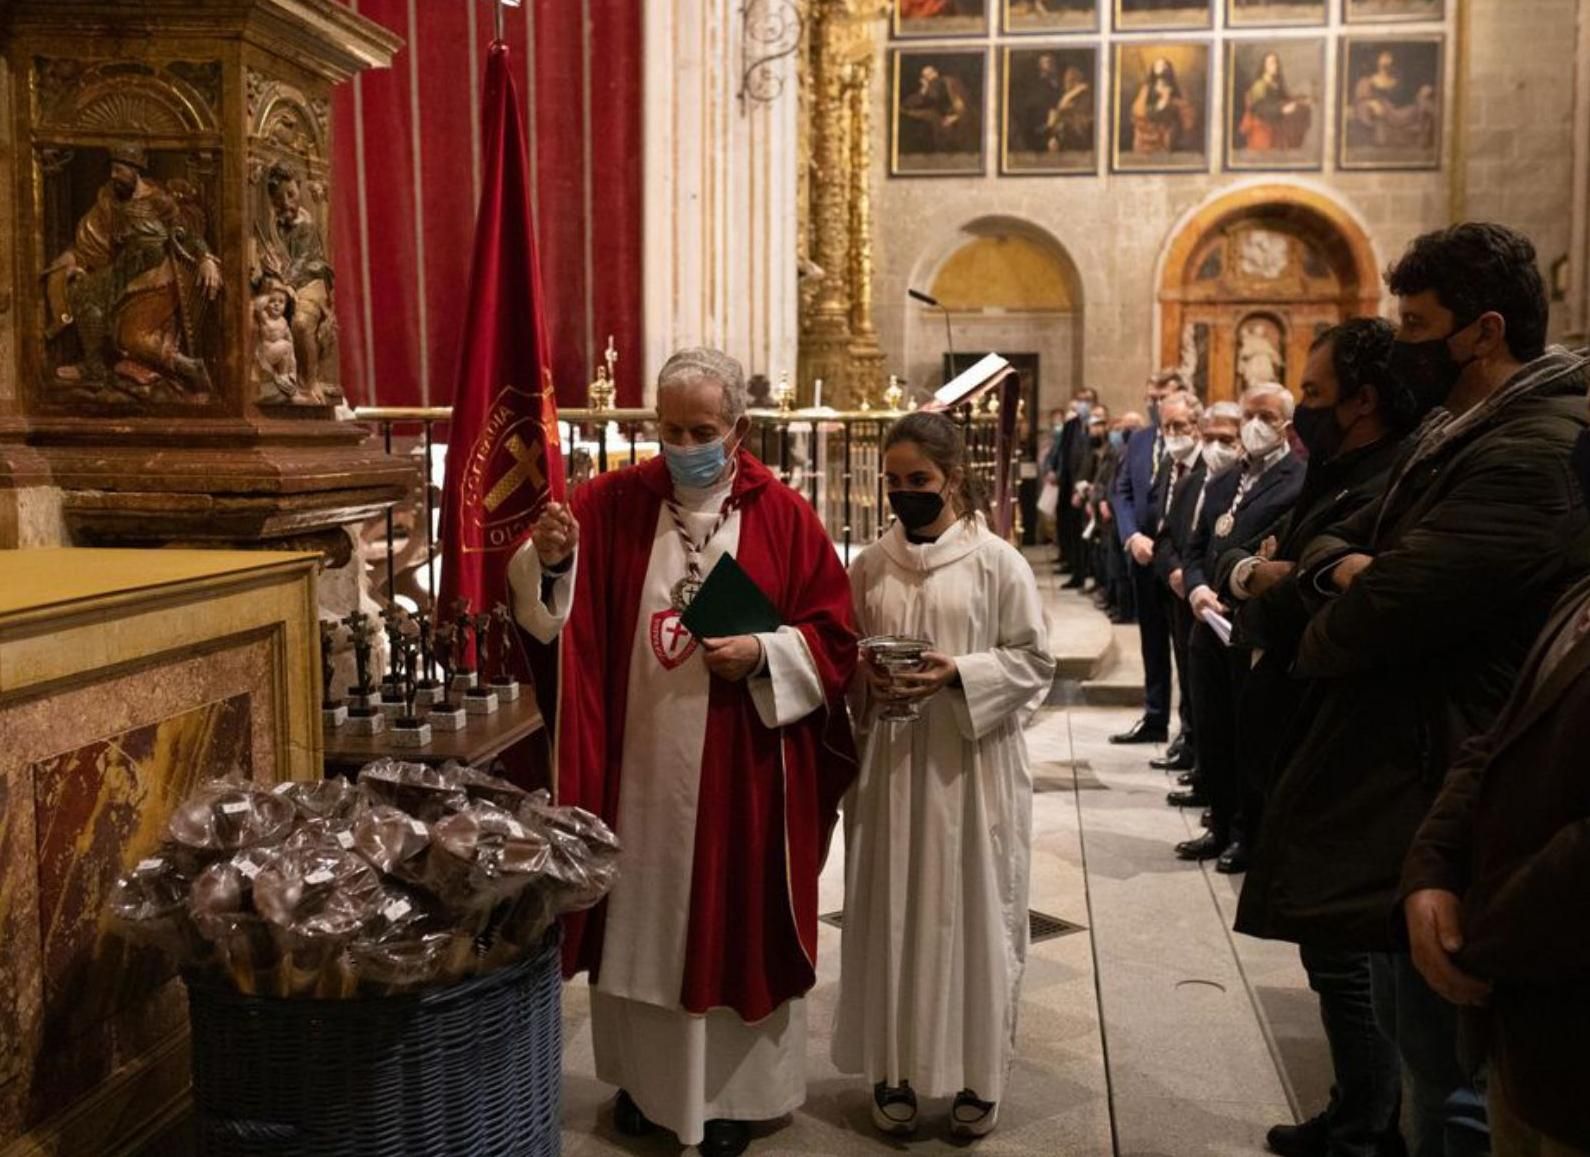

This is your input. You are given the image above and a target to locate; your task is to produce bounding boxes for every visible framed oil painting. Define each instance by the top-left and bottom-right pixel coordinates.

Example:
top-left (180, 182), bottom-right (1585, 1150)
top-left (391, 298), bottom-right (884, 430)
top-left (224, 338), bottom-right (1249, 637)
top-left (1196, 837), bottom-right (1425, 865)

top-left (893, 0), bottom-right (991, 38)
top-left (1226, 0), bottom-right (1326, 27)
top-left (1112, 41), bottom-right (1211, 173)
top-left (891, 48), bottom-right (989, 177)
top-left (1002, 0), bottom-right (1099, 33)
top-left (1343, 0), bottom-right (1445, 23)
top-left (1225, 38), bottom-right (1326, 170)
top-left (1002, 46), bottom-right (1099, 174)
top-left (1339, 35), bottom-right (1444, 170)
top-left (1113, 0), bottom-right (1213, 31)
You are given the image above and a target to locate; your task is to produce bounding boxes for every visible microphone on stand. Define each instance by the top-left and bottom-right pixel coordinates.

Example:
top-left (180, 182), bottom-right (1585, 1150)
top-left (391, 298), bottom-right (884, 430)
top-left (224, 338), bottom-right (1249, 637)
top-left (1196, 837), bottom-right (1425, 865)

top-left (909, 288), bottom-right (957, 379)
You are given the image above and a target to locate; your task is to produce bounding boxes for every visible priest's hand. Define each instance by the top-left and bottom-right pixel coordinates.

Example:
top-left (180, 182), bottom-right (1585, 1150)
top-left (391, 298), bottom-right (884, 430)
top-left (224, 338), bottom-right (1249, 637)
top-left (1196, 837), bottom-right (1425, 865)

top-left (532, 502), bottom-right (579, 568)
top-left (702, 635), bottom-right (764, 682)
top-left (890, 651), bottom-right (959, 701)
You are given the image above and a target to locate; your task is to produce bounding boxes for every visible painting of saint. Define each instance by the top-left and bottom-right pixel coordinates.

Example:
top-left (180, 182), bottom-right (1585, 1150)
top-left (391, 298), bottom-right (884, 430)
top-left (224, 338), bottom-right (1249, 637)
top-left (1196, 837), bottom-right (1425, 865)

top-left (892, 49), bottom-right (988, 176)
top-left (1226, 0), bottom-right (1325, 26)
top-left (1339, 36), bottom-right (1443, 169)
top-left (1344, 0), bottom-right (1445, 23)
top-left (1002, 46), bottom-right (1098, 173)
top-left (893, 0), bottom-right (990, 38)
top-left (1226, 39), bottom-right (1325, 170)
top-left (1002, 0), bottom-right (1098, 33)
top-left (1112, 42), bottom-right (1211, 172)
top-left (1113, 0), bottom-right (1212, 31)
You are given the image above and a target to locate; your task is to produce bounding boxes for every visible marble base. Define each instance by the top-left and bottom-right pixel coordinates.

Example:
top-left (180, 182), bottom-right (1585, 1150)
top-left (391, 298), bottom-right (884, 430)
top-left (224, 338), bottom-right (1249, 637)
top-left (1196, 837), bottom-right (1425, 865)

top-left (346, 708), bottom-right (386, 735)
top-left (390, 720), bottom-right (432, 748)
top-left (427, 705), bottom-right (467, 731)
top-left (413, 681), bottom-right (445, 708)
top-left (347, 689), bottom-right (383, 709)
top-left (321, 703), bottom-right (348, 729)
top-left (463, 689), bottom-right (499, 716)
top-left (451, 671), bottom-right (478, 695)
top-left (489, 678), bottom-right (522, 702)
top-left (378, 700), bottom-right (408, 720)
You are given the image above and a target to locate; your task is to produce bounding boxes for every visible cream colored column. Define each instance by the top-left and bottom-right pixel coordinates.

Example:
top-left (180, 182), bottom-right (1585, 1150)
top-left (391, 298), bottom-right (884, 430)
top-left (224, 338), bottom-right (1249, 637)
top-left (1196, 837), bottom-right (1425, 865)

top-left (642, 0), bottom-right (800, 398)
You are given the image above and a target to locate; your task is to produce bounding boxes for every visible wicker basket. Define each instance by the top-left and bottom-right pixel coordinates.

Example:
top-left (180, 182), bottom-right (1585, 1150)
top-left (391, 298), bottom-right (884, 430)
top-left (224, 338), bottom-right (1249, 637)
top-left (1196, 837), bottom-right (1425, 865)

top-left (185, 940), bottom-right (562, 1157)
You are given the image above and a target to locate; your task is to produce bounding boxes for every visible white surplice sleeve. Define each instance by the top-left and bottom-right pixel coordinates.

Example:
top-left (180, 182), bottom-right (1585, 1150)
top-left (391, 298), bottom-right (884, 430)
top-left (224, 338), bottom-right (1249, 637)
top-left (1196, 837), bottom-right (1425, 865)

top-left (949, 548), bottom-right (1056, 742)
top-left (748, 626), bottom-right (825, 729)
top-left (507, 539), bottom-right (577, 643)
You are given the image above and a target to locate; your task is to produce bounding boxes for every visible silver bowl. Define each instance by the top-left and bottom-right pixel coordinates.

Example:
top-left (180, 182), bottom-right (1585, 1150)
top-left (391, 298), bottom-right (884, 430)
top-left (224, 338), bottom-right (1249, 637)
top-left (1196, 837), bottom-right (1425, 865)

top-left (859, 635), bottom-right (933, 723)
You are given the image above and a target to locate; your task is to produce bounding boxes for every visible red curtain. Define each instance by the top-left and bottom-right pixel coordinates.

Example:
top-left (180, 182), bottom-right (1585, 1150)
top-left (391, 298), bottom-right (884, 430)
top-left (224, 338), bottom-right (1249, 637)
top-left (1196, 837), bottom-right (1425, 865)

top-left (330, 0), bottom-right (643, 409)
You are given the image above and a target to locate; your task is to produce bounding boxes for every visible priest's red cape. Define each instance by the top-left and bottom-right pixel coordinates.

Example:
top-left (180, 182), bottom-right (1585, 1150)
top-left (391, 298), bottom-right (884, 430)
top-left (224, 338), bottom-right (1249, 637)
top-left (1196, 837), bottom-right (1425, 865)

top-left (530, 450), bottom-right (858, 1023)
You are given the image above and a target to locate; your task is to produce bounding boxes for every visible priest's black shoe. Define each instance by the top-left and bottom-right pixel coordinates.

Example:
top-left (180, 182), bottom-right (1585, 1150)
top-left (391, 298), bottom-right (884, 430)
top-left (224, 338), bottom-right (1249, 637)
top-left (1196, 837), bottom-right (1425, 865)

top-left (1216, 841), bottom-right (1250, 874)
top-left (698, 1119), bottom-right (752, 1157)
top-left (1110, 718), bottom-right (1168, 744)
top-left (1167, 788), bottom-right (1208, 808)
top-left (1176, 771), bottom-right (1199, 786)
top-left (613, 1090), bottom-right (657, 1137)
top-left (1265, 1114), bottom-right (1327, 1157)
top-left (1175, 832), bottom-right (1226, 861)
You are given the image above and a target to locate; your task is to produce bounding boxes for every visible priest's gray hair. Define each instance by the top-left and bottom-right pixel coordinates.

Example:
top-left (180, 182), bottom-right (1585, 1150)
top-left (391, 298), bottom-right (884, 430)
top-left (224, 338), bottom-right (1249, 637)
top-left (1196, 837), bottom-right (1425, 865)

top-left (657, 347), bottom-right (748, 426)
top-left (1243, 381), bottom-right (1296, 420)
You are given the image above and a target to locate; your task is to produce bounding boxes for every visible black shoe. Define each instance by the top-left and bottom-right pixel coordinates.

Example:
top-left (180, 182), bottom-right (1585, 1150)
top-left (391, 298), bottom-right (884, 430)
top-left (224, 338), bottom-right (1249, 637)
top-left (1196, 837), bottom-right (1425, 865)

top-left (1199, 808), bottom-right (1213, 829)
top-left (1150, 750), bottom-right (1196, 772)
top-left (1062, 576), bottom-right (1086, 590)
top-left (1165, 733), bottom-right (1188, 760)
top-left (699, 1119), bottom-right (751, 1157)
top-left (614, 1089), bottom-right (657, 1137)
top-left (1110, 718), bottom-right (1169, 744)
top-left (1216, 841), bottom-right (1250, 874)
top-left (1175, 832), bottom-right (1227, 861)
top-left (1266, 1114), bottom-right (1328, 1157)
top-left (1176, 771), bottom-right (1199, 787)
top-left (1167, 788), bottom-right (1209, 808)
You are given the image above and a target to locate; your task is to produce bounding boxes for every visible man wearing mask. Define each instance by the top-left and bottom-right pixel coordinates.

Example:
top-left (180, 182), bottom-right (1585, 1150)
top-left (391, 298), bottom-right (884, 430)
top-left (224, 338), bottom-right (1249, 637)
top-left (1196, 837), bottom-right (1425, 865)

top-left (512, 347), bottom-right (860, 1156)
top-left (1045, 388), bottom-right (1100, 587)
top-left (1098, 412), bottom-right (1146, 622)
top-left (1112, 372), bottom-right (1190, 745)
top-left (1155, 401), bottom-right (1241, 789)
top-left (1221, 319), bottom-right (1413, 1157)
top-left (1238, 223), bottom-right (1590, 1157)
top-left (1174, 383), bottom-right (1305, 871)
top-left (1144, 393), bottom-right (1203, 772)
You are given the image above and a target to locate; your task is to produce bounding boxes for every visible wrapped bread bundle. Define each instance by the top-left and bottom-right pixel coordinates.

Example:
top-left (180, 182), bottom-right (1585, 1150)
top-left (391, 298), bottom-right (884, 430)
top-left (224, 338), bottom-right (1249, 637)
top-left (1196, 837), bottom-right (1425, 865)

top-left (109, 854), bottom-right (205, 962)
top-left (451, 763), bottom-right (530, 812)
top-left (272, 777), bottom-right (361, 824)
top-left (345, 885), bottom-right (474, 994)
top-left (351, 805), bottom-right (431, 881)
top-left (188, 845), bottom-right (288, 995)
top-left (357, 759), bottom-right (467, 822)
top-left (423, 802), bottom-right (552, 912)
top-left (166, 778), bottom-right (295, 866)
top-left (254, 843), bottom-right (383, 996)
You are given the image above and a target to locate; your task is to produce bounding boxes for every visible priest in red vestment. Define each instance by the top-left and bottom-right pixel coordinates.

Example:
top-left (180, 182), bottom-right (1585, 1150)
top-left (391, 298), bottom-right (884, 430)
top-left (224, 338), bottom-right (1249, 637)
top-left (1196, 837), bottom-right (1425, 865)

top-left (510, 347), bottom-right (858, 1157)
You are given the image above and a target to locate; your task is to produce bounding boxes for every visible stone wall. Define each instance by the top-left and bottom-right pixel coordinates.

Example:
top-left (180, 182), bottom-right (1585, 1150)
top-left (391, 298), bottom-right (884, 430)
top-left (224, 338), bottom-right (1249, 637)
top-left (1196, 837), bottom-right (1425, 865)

top-left (869, 0), bottom-right (1586, 418)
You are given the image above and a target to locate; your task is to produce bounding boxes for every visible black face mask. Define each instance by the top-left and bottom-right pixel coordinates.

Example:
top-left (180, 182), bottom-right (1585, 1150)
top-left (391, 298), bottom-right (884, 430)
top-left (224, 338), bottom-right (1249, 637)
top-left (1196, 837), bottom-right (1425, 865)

top-left (889, 488), bottom-right (946, 532)
top-left (1293, 402), bottom-right (1347, 462)
top-left (1572, 428), bottom-right (1590, 509)
top-left (1387, 321), bottom-right (1477, 414)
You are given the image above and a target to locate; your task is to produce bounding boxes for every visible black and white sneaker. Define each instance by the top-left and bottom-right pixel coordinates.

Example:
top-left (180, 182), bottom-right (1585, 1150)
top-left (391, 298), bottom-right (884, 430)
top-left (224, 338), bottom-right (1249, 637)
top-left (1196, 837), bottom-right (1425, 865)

top-left (950, 1089), bottom-right (999, 1138)
top-left (871, 1081), bottom-right (918, 1136)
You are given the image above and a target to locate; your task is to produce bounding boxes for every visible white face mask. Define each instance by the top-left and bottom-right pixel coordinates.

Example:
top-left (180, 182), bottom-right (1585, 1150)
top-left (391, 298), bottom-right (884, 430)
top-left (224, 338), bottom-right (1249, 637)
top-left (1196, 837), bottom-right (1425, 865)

top-left (1240, 416), bottom-right (1284, 458)
top-left (1202, 440), bottom-right (1240, 473)
top-left (1163, 433), bottom-right (1197, 460)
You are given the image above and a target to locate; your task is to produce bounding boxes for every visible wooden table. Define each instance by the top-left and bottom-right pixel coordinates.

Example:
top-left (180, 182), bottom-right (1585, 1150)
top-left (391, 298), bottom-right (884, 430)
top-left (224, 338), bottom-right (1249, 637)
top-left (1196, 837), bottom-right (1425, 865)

top-left (322, 693), bottom-right (549, 781)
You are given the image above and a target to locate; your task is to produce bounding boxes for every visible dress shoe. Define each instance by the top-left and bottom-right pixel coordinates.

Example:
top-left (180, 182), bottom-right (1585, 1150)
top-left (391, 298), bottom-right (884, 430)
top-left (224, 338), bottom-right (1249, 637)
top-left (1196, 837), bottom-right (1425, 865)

top-left (1107, 610), bottom-right (1137, 624)
top-left (1216, 841), bottom-right (1250, 874)
top-left (1175, 832), bottom-right (1227, 861)
top-left (1110, 718), bottom-right (1169, 744)
top-left (1166, 788), bottom-right (1209, 808)
top-left (871, 1081), bottom-right (918, 1136)
top-left (1062, 576), bottom-right (1085, 590)
top-left (949, 1090), bottom-right (999, 1138)
top-left (1165, 733), bottom-right (1188, 760)
top-left (698, 1119), bottom-right (751, 1157)
top-left (1266, 1114), bottom-right (1327, 1157)
top-left (1176, 771), bottom-right (1199, 787)
top-left (1150, 750), bottom-right (1196, 772)
top-left (1199, 808), bottom-right (1213, 829)
top-left (614, 1090), bottom-right (657, 1137)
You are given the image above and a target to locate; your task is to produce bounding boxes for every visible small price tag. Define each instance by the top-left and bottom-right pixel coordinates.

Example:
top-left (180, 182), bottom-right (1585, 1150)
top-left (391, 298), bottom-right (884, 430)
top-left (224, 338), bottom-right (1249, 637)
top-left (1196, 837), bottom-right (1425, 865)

top-left (220, 801), bottom-right (251, 816)
top-left (336, 830), bottom-right (356, 850)
top-left (506, 820), bottom-right (528, 839)
top-left (408, 818), bottom-right (428, 837)
top-left (381, 899), bottom-right (412, 922)
top-left (136, 857), bottom-right (165, 873)
top-left (238, 860), bottom-right (262, 880)
top-left (305, 869), bottom-right (335, 886)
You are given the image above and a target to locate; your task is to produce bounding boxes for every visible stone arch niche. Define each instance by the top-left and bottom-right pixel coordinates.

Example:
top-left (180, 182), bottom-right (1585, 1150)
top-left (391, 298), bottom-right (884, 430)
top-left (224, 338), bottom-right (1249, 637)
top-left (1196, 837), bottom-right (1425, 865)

top-left (1157, 185), bottom-right (1381, 403)
top-left (908, 215), bottom-right (1084, 414)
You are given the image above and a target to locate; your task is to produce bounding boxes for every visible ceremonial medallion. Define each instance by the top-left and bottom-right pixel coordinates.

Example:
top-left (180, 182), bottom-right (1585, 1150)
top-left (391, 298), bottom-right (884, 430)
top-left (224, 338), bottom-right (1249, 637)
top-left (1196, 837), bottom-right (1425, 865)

top-left (1215, 512), bottom-right (1236, 539)
top-left (670, 575), bottom-right (702, 612)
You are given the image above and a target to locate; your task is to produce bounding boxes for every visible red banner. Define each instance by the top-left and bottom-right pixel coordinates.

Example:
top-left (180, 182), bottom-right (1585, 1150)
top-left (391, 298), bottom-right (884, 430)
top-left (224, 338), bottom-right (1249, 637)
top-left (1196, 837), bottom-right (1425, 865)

top-left (438, 41), bottom-right (565, 661)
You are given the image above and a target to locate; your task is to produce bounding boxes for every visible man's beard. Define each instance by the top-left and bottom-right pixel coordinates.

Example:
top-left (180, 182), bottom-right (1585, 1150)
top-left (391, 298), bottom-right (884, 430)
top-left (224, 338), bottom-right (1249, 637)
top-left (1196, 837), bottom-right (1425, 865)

top-left (111, 177), bottom-right (136, 199)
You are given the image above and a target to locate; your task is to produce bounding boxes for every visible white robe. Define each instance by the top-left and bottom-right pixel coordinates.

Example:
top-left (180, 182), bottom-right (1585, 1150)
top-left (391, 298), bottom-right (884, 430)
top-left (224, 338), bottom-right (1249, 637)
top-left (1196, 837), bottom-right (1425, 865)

top-left (509, 469), bottom-right (826, 1145)
top-left (831, 516), bottom-right (1055, 1102)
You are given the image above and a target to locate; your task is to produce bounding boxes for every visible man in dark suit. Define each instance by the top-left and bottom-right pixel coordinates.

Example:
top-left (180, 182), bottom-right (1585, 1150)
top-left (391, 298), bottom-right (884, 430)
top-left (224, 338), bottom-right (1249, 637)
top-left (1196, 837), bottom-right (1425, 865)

top-left (1145, 393), bottom-right (1205, 772)
top-left (1175, 382), bottom-right (1306, 870)
top-left (1044, 387), bottom-right (1099, 584)
top-left (1111, 371), bottom-right (1189, 745)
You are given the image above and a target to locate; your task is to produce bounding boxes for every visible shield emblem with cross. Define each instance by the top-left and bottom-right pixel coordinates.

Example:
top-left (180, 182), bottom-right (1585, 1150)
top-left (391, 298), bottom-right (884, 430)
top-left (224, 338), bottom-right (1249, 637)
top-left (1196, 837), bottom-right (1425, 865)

top-left (650, 608), bottom-right (699, 671)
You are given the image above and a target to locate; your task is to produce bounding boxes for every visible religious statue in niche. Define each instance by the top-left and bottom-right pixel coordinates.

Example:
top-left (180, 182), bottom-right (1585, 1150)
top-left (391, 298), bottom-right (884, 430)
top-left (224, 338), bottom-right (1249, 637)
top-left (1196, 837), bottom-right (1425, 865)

top-left (252, 163), bottom-right (338, 404)
top-left (1236, 228), bottom-right (1292, 281)
top-left (1236, 316), bottom-right (1286, 390)
top-left (41, 143), bottom-right (223, 404)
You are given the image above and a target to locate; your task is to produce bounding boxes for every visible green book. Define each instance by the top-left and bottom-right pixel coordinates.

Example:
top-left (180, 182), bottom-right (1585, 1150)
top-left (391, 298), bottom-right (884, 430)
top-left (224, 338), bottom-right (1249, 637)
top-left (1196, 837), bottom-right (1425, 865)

top-left (680, 553), bottom-right (783, 639)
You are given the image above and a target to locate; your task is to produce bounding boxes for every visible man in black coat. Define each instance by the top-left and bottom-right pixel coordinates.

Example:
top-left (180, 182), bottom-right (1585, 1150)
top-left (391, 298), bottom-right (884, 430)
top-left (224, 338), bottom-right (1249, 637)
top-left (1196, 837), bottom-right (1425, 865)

top-left (1219, 318), bottom-right (1413, 1157)
top-left (1176, 383), bottom-right (1306, 871)
top-left (1237, 223), bottom-right (1590, 1157)
top-left (1044, 387), bottom-right (1100, 585)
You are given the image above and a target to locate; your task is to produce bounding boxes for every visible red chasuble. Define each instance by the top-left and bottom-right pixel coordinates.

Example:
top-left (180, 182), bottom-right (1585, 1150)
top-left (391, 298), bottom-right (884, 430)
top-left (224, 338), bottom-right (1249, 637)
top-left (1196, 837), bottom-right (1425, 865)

top-left (539, 450), bottom-right (858, 1023)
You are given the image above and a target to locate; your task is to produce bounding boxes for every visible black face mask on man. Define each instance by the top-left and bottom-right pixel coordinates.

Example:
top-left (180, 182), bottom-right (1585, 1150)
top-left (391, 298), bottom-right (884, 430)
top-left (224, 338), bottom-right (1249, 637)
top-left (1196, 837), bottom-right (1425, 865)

top-left (888, 488), bottom-right (947, 532)
top-left (1386, 317), bottom-right (1480, 414)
